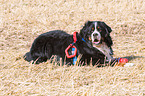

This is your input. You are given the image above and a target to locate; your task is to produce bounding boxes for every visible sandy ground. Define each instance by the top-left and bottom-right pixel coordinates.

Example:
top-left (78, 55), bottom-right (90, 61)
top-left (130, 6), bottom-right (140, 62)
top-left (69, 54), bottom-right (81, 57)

top-left (0, 0), bottom-right (145, 95)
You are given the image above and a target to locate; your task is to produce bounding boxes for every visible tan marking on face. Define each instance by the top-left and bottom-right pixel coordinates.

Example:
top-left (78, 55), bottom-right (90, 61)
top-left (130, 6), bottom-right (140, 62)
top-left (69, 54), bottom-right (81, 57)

top-left (89, 37), bottom-right (92, 41)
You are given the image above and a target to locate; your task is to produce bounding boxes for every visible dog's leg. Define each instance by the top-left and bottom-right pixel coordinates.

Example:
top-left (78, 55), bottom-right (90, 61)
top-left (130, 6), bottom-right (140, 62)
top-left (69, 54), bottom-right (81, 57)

top-left (23, 52), bottom-right (32, 62)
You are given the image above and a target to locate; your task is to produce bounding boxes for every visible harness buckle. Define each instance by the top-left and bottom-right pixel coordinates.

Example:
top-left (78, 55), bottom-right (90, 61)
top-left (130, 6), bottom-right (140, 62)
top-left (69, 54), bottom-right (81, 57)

top-left (65, 32), bottom-right (78, 59)
top-left (65, 44), bottom-right (77, 58)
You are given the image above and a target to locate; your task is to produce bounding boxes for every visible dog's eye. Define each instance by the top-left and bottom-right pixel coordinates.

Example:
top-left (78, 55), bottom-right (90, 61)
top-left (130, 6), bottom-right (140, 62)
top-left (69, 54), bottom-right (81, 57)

top-left (91, 27), bottom-right (94, 31)
top-left (97, 27), bottom-right (101, 31)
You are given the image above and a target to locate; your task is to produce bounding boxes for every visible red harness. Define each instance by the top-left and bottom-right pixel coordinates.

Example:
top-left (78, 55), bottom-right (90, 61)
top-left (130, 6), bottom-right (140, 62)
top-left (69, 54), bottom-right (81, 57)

top-left (65, 32), bottom-right (78, 58)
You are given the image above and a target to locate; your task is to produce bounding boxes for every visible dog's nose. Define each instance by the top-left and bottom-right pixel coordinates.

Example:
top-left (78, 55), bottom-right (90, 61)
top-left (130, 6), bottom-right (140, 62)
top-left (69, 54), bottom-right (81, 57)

top-left (93, 33), bottom-right (98, 37)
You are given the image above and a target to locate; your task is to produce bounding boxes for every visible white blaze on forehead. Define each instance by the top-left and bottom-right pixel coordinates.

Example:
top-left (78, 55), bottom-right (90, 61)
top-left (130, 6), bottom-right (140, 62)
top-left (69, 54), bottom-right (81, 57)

top-left (94, 22), bottom-right (97, 31)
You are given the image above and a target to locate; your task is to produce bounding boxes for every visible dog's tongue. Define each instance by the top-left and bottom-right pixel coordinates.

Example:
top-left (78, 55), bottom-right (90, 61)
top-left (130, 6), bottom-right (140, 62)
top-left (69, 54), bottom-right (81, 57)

top-left (93, 39), bottom-right (100, 44)
top-left (93, 41), bottom-right (100, 45)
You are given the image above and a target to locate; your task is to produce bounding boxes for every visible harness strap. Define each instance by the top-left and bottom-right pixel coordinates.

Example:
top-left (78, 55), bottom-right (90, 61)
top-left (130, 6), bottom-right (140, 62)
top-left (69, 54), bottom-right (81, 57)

top-left (82, 38), bottom-right (86, 42)
top-left (73, 31), bottom-right (77, 43)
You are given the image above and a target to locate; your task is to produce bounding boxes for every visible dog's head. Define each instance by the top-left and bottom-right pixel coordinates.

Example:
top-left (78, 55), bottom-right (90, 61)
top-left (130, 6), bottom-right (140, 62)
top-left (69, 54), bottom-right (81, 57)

top-left (80, 21), bottom-right (112, 46)
top-left (80, 21), bottom-right (113, 55)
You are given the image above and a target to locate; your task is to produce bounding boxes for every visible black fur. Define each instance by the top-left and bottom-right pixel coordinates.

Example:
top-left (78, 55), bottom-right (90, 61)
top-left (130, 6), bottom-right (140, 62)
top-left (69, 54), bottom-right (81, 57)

top-left (24, 21), bottom-right (113, 66)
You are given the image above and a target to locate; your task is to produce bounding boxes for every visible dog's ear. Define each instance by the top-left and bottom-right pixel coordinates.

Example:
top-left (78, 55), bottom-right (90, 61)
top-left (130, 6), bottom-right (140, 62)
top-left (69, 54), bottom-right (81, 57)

top-left (102, 22), bottom-right (112, 33)
top-left (80, 21), bottom-right (92, 32)
top-left (80, 21), bottom-right (92, 43)
top-left (80, 21), bottom-right (92, 33)
top-left (84, 21), bottom-right (92, 27)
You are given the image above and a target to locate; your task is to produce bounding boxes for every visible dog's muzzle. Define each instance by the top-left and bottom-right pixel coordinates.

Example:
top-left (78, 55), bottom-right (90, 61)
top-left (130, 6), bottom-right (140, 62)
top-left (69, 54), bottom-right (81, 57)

top-left (91, 32), bottom-right (101, 45)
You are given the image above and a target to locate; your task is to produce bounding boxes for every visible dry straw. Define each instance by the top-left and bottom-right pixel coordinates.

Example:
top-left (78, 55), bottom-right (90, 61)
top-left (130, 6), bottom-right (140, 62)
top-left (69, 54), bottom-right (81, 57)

top-left (0, 0), bottom-right (145, 95)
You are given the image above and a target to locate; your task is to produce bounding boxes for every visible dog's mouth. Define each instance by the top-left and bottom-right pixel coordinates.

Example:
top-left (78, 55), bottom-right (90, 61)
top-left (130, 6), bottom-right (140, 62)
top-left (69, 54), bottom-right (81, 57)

top-left (93, 39), bottom-right (100, 45)
top-left (91, 32), bottom-right (101, 45)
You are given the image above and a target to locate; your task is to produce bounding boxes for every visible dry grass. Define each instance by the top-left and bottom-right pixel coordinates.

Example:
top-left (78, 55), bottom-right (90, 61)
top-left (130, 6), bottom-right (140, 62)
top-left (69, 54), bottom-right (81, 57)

top-left (0, 0), bottom-right (145, 95)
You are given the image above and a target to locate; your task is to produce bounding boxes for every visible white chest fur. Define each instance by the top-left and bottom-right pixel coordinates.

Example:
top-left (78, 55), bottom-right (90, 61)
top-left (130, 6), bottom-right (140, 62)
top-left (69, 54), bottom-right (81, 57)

top-left (93, 42), bottom-right (113, 61)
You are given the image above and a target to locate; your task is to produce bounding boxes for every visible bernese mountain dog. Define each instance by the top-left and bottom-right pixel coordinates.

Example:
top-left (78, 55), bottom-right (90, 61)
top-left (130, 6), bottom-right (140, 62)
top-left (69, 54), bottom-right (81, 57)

top-left (24, 21), bottom-right (114, 66)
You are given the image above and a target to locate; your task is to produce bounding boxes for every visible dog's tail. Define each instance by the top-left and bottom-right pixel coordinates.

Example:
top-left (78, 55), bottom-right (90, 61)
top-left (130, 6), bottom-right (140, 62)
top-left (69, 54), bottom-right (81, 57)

top-left (23, 52), bottom-right (32, 62)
